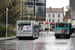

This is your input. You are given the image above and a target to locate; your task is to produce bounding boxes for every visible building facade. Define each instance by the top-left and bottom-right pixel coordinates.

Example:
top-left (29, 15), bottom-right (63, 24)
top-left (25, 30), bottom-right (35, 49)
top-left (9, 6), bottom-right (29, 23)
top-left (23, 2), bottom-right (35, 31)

top-left (22, 0), bottom-right (46, 21)
top-left (70, 0), bottom-right (75, 27)
top-left (46, 7), bottom-right (64, 22)
top-left (70, 0), bottom-right (75, 20)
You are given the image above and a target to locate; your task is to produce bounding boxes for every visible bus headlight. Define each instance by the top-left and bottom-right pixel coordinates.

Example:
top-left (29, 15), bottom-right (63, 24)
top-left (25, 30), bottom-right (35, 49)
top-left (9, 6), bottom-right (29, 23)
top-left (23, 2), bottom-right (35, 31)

top-left (67, 31), bottom-right (69, 34)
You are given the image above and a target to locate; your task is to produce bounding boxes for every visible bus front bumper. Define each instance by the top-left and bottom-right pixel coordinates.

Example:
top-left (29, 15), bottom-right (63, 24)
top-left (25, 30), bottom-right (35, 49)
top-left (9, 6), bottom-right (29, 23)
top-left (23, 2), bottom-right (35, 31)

top-left (55, 33), bottom-right (70, 38)
top-left (16, 36), bottom-right (33, 38)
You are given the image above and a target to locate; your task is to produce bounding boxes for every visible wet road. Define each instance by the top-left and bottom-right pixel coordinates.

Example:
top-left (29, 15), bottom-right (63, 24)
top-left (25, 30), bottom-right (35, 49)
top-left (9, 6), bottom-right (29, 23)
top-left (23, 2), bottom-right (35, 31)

top-left (0, 31), bottom-right (75, 50)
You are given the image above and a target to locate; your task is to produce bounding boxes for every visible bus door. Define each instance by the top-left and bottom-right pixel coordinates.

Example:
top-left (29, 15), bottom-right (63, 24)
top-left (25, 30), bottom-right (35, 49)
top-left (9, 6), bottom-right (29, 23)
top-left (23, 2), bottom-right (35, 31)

top-left (18, 24), bottom-right (23, 33)
top-left (33, 25), bottom-right (39, 37)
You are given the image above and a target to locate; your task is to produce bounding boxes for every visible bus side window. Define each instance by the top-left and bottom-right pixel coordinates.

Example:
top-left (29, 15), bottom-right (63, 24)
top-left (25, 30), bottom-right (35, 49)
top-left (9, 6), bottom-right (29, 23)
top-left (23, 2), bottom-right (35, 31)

top-left (18, 25), bottom-right (23, 30)
top-left (21, 26), bottom-right (23, 30)
top-left (18, 26), bottom-right (20, 30)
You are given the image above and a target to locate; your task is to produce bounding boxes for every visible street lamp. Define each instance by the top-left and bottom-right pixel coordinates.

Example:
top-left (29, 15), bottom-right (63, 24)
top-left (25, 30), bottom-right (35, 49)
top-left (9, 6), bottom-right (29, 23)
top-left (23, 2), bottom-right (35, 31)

top-left (20, 13), bottom-right (21, 20)
top-left (34, 0), bottom-right (36, 21)
top-left (28, 15), bottom-right (30, 20)
top-left (35, 16), bottom-right (36, 21)
top-left (6, 8), bottom-right (9, 37)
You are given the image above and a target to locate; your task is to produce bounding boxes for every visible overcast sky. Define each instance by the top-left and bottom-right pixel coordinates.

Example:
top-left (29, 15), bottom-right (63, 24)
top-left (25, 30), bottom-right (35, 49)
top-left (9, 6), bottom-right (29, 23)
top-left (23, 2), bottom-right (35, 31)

top-left (46, 0), bottom-right (69, 11)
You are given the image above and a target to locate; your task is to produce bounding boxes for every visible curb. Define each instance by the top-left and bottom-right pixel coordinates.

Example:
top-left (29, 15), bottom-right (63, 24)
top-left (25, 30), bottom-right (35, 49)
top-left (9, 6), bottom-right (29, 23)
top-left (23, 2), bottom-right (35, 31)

top-left (0, 37), bottom-right (16, 41)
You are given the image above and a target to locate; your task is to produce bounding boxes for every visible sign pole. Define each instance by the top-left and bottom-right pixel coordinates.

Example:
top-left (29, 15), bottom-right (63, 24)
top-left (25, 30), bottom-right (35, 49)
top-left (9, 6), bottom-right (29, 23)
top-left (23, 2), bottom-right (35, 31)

top-left (6, 8), bottom-right (8, 37)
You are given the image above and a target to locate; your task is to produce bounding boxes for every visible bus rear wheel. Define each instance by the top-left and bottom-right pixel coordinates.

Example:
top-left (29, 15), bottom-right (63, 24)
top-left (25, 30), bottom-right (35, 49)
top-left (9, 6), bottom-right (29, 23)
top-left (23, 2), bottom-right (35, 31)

top-left (65, 36), bottom-right (70, 39)
top-left (18, 37), bottom-right (22, 40)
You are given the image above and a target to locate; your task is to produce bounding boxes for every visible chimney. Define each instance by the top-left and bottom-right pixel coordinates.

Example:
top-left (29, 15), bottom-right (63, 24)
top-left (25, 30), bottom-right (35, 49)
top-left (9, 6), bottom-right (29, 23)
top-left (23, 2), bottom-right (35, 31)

top-left (62, 7), bottom-right (64, 17)
top-left (62, 7), bottom-right (64, 10)
top-left (50, 7), bottom-right (52, 12)
top-left (62, 7), bottom-right (64, 12)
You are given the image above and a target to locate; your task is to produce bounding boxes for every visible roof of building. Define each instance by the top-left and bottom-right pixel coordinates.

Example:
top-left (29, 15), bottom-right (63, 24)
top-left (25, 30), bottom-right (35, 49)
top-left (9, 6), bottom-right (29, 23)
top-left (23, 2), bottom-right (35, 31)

top-left (46, 7), bottom-right (64, 13)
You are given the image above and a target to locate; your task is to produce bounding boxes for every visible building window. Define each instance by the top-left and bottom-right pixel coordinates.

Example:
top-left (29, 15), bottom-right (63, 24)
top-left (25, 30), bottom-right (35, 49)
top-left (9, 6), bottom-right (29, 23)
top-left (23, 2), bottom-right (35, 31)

top-left (36, 0), bottom-right (38, 1)
top-left (53, 14), bottom-right (54, 18)
top-left (58, 19), bottom-right (60, 22)
top-left (52, 19), bottom-right (54, 22)
top-left (49, 19), bottom-right (51, 22)
top-left (58, 14), bottom-right (60, 18)
top-left (48, 14), bottom-right (50, 17)
top-left (28, 6), bottom-right (32, 8)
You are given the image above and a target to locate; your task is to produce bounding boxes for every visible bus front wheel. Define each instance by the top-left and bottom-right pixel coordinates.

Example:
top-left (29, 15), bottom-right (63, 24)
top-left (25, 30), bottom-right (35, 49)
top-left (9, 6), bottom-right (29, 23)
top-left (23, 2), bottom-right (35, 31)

top-left (56, 36), bottom-right (60, 38)
top-left (36, 37), bottom-right (38, 39)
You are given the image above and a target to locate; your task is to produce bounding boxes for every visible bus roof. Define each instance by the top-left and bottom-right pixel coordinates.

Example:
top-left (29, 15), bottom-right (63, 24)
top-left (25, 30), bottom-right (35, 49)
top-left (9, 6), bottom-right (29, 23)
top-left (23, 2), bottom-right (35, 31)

top-left (17, 20), bottom-right (35, 22)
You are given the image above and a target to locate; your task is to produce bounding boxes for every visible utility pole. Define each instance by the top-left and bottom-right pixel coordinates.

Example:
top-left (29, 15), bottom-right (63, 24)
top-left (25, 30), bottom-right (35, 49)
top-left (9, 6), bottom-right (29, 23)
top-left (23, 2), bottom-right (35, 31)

top-left (6, 8), bottom-right (9, 37)
top-left (34, 0), bottom-right (36, 21)
top-left (21, 0), bottom-right (23, 19)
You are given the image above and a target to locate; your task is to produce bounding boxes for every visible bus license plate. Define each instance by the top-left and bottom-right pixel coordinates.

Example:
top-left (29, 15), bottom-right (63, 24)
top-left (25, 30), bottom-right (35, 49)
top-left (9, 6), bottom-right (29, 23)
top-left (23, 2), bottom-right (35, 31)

top-left (61, 35), bottom-right (63, 36)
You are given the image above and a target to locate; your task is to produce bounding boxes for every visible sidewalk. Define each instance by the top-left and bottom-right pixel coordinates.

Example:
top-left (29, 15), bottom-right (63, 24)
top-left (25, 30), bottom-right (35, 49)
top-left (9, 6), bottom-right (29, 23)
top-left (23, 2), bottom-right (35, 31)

top-left (70, 33), bottom-right (75, 37)
top-left (0, 37), bottom-right (16, 41)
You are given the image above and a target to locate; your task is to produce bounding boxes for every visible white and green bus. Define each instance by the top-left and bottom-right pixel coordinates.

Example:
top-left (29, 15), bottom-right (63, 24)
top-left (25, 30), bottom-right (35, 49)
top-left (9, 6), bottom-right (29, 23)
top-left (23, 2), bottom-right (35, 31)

top-left (55, 22), bottom-right (72, 38)
top-left (16, 20), bottom-right (39, 39)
